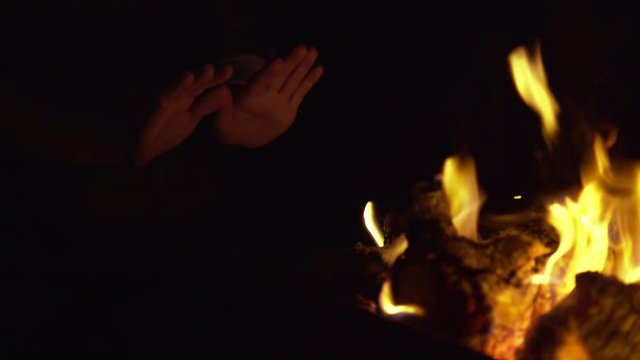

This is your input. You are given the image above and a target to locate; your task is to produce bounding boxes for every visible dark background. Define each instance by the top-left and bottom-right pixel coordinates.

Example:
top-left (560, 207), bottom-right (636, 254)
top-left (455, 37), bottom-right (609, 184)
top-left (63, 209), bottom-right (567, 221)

top-left (1, 0), bottom-right (639, 357)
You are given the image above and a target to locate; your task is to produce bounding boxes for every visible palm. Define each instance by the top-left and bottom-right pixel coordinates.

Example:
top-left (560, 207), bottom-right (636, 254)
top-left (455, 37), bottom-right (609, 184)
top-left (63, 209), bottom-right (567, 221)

top-left (136, 65), bottom-right (232, 166)
top-left (233, 91), bottom-right (297, 143)
top-left (238, 91), bottom-right (296, 124)
top-left (215, 45), bottom-right (323, 148)
top-left (153, 96), bottom-right (203, 149)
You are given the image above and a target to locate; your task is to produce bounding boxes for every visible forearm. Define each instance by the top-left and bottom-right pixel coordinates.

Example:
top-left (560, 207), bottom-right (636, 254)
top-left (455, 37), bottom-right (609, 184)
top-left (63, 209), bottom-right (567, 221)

top-left (0, 85), bottom-right (136, 165)
top-left (3, 116), bottom-right (129, 165)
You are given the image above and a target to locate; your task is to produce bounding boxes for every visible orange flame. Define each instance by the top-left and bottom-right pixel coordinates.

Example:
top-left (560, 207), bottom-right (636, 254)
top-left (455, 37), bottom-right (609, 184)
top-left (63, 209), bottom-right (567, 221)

top-left (442, 155), bottom-right (484, 240)
top-left (509, 42), bottom-right (560, 147)
top-left (533, 134), bottom-right (640, 299)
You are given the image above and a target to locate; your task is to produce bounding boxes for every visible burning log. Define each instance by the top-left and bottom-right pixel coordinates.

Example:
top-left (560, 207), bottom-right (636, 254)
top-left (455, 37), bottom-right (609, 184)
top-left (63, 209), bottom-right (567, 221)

top-left (520, 272), bottom-right (640, 360)
top-left (372, 139), bottom-right (640, 359)
top-left (388, 181), bottom-right (560, 358)
top-left (357, 39), bottom-right (640, 360)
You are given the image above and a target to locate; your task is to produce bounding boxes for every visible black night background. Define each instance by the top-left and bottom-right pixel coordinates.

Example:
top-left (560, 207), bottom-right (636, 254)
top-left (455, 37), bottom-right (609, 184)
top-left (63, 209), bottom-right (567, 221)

top-left (1, 0), bottom-right (639, 357)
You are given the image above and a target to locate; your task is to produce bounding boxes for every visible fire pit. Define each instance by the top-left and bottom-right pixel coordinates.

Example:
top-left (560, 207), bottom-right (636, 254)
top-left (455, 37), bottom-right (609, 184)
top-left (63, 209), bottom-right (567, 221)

top-left (350, 41), bottom-right (640, 359)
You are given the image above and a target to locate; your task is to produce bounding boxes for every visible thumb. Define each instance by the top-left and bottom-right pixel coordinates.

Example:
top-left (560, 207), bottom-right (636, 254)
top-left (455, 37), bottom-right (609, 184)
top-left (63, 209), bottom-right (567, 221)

top-left (190, 85), bottom-right (233, 121)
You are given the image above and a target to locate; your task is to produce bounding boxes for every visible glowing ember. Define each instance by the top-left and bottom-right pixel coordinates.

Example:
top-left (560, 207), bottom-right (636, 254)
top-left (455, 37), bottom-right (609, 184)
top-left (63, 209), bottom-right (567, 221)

top-left (554, 334), bottom-right (590, 360)
top-left (379, 279), bottom-right (424, 316)
top-left (442, 155), bottom-right (484, 241)
top-left (364, 201), bottom-right (385, 247)
top-left (532, 134), bottom-right (640, 300)
top-left (508, 42), bottom-right (560, 147)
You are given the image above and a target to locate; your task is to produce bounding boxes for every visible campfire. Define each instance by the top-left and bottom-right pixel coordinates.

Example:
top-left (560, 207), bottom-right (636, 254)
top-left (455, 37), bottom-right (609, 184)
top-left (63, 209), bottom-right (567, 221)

top-left (355, 42), bottom-right (640, 359)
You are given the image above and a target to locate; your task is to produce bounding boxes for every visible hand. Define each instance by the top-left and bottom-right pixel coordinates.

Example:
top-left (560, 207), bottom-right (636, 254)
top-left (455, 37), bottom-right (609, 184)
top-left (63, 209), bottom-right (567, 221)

top-left (214, 45), bottom-right (323, 148)
top-left (135, 64), bottom-right (233, 166)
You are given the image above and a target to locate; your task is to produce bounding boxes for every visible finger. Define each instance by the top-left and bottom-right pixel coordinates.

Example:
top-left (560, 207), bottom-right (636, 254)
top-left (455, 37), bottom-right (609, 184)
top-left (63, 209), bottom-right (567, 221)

top-left (160, 71), bottom-right (194, 105)
top-left (280, 47), bottom-right (318, 96)
top-left (174, 72), bottom-right (195, 95)
top-left (178, 71), bottom-right (195, 89)
top-left (290, 64), bottom-right (323, 108)
top-left (189, 85), bottom-right (232, 121)
top-left (185, 64), bottom-right (216, 98)
top-left (202, 65), bottom-right (234, 89)
top-left (244, 58), bottom-right (284, 96)
top-left (269, 44), bottom-right (308, 91)
top-left (196, 64), bottom-right (215, 84)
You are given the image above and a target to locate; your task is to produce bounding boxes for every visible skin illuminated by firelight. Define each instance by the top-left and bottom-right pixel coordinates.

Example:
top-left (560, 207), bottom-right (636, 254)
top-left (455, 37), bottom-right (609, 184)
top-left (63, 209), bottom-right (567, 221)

top-left (508, 42), bottom-right (560, 147)
top-left (378, 279), bottom-right (424, 316)
top-left (364, 201), bottom-right (385, 247)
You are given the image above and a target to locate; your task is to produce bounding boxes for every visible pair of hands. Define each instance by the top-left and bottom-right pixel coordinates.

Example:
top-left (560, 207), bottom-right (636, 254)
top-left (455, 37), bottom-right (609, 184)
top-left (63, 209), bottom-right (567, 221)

top-left (135, 45), bottom-right (323, 167)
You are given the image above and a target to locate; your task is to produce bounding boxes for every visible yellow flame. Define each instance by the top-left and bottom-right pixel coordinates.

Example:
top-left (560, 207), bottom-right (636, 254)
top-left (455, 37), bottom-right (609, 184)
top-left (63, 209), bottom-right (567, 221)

top-left (364, 201), bottom-right (385, 247)
top-left (362, 202), bottom-right (409, 265)
top-left (379, 279), bottom-right (424, 316)
top-left (533, 134), bottom-right (640, 299)
top-left (380, 234), bottom-right (409, 266)
top-left (509, 43), bottom-right (560, 147)
top-left (442, 155), bottom-right (484, 240)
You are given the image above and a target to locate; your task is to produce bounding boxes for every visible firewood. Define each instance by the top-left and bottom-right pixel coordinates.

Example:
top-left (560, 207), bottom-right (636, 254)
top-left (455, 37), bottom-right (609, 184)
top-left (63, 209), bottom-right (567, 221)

top-left (520, 272), bottom-right (640, 360)
top-left (387, 181), bottom-right (560, 358)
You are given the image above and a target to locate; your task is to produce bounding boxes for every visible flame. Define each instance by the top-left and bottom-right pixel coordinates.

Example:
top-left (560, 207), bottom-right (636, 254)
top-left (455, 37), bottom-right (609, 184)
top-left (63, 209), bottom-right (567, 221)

top-left (379, 279), bottom-right (424, 316)
top-left (533, 134), bottom-right (640, 299)
top-left (442, 155), bottom-right (484, 240)
top-left (508, 43), bottom-right (560, 146)
top-left (362, 202), bottom-right (409, 265)
top-left (380, 234), bottom-right (409, 266)
top-left (362, 40), bottom-right (640, 359)
top-left (364, 201), bottom-right (385, 247)
top-left (512, 42), bottom-right (640, 298)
